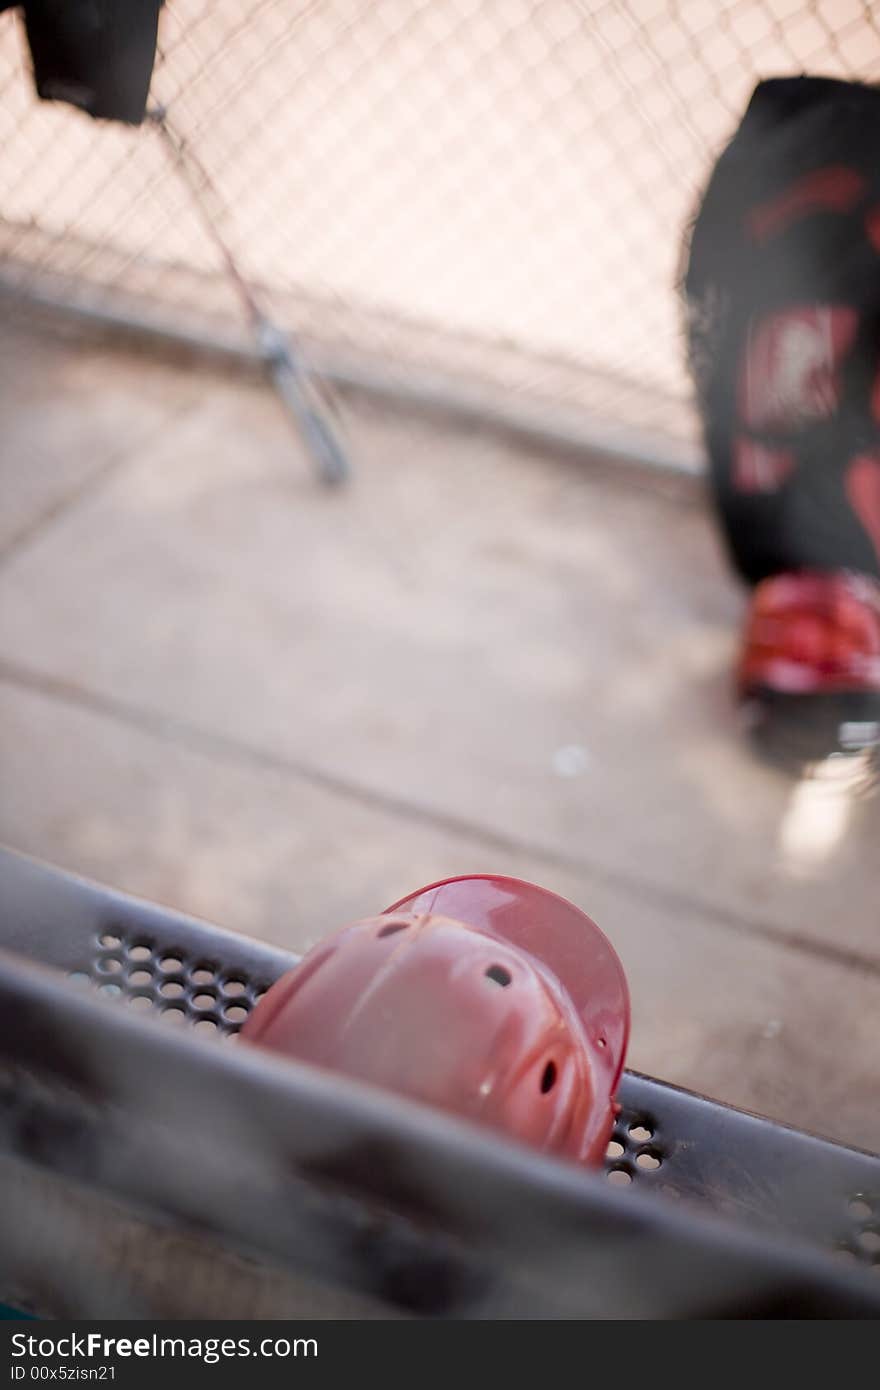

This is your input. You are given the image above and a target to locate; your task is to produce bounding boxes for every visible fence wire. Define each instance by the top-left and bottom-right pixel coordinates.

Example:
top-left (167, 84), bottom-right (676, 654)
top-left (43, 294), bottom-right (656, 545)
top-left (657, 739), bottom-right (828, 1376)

top-left (1, 0), bottom-right (880, 463)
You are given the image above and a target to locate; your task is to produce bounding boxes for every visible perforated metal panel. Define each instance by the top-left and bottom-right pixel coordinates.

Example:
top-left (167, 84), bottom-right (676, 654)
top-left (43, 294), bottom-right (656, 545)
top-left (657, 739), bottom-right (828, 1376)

top-left (71, 925), bottom-right (269, 1039)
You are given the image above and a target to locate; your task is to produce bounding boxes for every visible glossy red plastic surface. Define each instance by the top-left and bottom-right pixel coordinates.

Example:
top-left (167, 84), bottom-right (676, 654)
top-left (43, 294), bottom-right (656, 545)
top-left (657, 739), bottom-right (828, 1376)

top-left (385, 875), bottom-right (629, 1095)
top-left (242, 876), bottom-right (630, 1166)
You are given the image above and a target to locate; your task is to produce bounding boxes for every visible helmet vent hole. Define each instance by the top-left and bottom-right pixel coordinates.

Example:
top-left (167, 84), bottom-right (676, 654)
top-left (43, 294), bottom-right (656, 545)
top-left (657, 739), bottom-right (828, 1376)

top-left (540, 1060), bottom-right (557, 1093)
top-left (485, 964), bottom-right (512, 987)
top-left (378, 922), bottom-right (408, 939)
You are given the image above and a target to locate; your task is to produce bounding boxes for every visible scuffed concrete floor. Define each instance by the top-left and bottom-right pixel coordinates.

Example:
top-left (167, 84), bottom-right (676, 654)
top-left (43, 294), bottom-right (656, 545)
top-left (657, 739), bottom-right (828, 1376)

top-left (1, 321), bottom-right (878, 1153)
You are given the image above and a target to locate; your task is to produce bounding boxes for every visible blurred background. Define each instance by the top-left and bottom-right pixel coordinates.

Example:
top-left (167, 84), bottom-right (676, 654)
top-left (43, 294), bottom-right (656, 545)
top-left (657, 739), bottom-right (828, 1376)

top-left (1, 1), bottom-right (879, 1153)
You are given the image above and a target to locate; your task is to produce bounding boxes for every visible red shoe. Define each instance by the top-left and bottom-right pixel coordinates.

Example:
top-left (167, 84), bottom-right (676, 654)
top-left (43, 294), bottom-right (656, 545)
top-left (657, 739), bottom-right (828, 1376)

top-left (738, 570), bottom-right (880, 760)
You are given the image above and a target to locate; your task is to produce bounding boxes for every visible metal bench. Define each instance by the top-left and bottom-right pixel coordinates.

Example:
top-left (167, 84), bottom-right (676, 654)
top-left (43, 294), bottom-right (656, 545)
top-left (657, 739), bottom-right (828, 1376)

top-left (1, 845), bottom-right (878, 1318)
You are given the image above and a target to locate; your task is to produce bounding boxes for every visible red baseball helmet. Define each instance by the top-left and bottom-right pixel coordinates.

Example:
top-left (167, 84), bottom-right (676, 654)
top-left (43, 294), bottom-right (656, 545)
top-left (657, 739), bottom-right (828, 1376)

top-left (241, 875), bottom-right (629, 1166)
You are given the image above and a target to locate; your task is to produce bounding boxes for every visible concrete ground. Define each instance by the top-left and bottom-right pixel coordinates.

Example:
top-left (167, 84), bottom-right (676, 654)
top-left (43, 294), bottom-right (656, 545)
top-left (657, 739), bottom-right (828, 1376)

top-left (1, 320), bottom-right (878, 1154)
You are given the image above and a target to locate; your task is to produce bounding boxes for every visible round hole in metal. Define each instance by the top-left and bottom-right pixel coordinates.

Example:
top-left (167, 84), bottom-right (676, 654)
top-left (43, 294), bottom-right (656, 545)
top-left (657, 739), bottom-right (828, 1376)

top-left (161, 1006), bottom-right (186, 1026)
top-left (193, 1018), bottom-right (219, 1036)
top-left (191, 967), bottom-right (216, 987)
top-left (636, 1150), bottom-right (662, 1171)
top-left (224, 1004), bottom-right (249, 1025)
top-left (222, 978), bottom-right (247, 998)
top-left (629, 1123), bottom-right (653, 1143)
top-left (607, 1168), bottom-right (632, 1187)
top-left (159, 956), bottom-right (183, 975)
top-left (96, 957), bottom-right (123, 975)
top-left (127, 969), bottom-right (153, 988)
top-left (128, 994), bottom-right (154, 1012)
top-left (159, 980), bottom-right (184, 1000)
top-left (606, 1140), bottom-right (625, 1160)
top-left (193, 993), bottom-right (217, 1011)
top-left (128, 944), bottom-right (152, 962)
top-left (98, 983), bottom-right (122, 997)
top-left (98, 932), bottom-right (122, 950)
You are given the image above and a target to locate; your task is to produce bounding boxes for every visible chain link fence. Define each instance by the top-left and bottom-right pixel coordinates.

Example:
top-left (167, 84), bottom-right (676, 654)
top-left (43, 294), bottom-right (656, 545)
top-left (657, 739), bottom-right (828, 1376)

top-left (1, 0), bottom-right (880, 467)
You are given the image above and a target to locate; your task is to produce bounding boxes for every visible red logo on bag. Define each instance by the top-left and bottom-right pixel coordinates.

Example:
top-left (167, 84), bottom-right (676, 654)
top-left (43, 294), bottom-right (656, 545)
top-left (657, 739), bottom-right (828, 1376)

top-left (738, 305), bottom-right (858, 431)
top-left (864, 205), bottom-right (880, 254)
top-left (846, 454), bottom-right (880, 566)
top-left (733, 437), bottom-right (795, 493)
top-left (747, 166), bottom-right (865, 244)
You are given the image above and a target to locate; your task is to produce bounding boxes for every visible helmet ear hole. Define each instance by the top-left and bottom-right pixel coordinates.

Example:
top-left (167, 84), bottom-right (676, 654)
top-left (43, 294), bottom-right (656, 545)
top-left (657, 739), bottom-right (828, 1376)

top-left (540, 1060), bottom-right (557, 1094)
top-left (377, 921), bottom-right (408, 939)
top-left (485, 964), bottom-right (512, 987)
